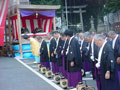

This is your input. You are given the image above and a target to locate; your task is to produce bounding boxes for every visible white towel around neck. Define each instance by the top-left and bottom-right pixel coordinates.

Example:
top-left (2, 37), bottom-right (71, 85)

top-left (63, 38), bottom-right (67, 49)
top-left (112, 34), bottom-right (118, 49)
top-left (50, 37), bottom-right (53, 42)
top-left (55, 36), bottom-right (60, 51)
top-left (80, 39), bottom-right (84, 50)
top-left (91, 39), bottom-right (95, 61)
top-left (105, 37), bottom-right (108, 41)
top-left (96, 40), bottom-right (107, 68)
top-left (40, 39), bottom-right (43, 50)
top-left (66, 36), bottom-right (74, 55)
top-left (61, 38), bottom-right (67, 54)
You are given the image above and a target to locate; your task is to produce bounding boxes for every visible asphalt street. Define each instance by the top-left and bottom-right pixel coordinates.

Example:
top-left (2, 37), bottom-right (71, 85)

top-left (0, 57), bottom-right (56, 90)
top-left (0, 57), bottom-right (97, 90)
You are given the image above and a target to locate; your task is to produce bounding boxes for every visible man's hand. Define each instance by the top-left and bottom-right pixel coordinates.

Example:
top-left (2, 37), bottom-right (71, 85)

top-left (70, 61), bottom-right (74, 67)
top-left (80, 51), bottom-right (82, 54)
top-left (61, 50), bottom-right (63, 55)
top-left (51, 53), bottom-right (54, 57)
top-left (105, 71), bottom-right (110, 79)
top-left (54, 51), bottom-right (56, 55)
top-left (117, 57), bottom-right (120, 64)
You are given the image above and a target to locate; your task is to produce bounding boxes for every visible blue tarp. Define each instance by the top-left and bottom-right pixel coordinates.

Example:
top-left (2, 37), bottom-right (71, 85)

top-left (12, 44), bottom-right (31, 51)
top-left (13, 43), bottom-right (49, 59)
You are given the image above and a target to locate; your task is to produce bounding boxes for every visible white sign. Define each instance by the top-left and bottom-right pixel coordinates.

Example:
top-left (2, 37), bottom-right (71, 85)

top-left (56, 17), bottom-right (61, 28)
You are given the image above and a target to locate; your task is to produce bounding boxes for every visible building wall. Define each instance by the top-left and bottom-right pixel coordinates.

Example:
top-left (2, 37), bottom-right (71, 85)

top-left (113, 11), bottom-right (120, 23)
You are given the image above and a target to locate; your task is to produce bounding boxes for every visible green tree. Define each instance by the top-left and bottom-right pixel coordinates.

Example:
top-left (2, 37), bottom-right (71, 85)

top-left (104, 0), bottom-right (120, 14)
top-left (84, 0), bottom-right (105, 31)
top-left (30, 0), bottom-right (62, 5)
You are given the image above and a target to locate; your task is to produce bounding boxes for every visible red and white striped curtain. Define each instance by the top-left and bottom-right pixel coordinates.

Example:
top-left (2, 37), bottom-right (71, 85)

top-left (11, 15), bottom-right (53, 40)
top-left (11, 16), bottom-right (18, 40)
top-left (0, 0), bottom-right (9, 46)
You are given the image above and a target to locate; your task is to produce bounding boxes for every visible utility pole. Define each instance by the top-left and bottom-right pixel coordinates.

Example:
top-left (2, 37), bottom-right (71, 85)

top-left (79, 8), bottom-right (84, 32)
top-left (65, 0), bottom-right (68, 29)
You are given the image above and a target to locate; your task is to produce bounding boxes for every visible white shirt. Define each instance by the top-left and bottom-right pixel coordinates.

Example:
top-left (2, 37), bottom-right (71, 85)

top-left (96, 40), bottom-right (107, 68)
top-left (112, 35), bottom-right (118, 49)
top-left (66, 36), bottom-right (74, 55)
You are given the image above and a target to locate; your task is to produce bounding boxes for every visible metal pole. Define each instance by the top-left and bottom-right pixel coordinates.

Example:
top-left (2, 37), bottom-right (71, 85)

top-left (65, 0), bottom-right (68, 28)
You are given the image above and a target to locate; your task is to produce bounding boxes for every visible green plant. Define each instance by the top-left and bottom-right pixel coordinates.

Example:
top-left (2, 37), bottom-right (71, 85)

top-left (104, 0), bottom-right (120, 14)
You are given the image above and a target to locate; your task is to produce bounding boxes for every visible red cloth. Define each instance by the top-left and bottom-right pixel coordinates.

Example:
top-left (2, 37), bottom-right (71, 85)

top-left (0, 0), bottom-right (9, 46)
top-left (11, 15), bottom-right (53, 40)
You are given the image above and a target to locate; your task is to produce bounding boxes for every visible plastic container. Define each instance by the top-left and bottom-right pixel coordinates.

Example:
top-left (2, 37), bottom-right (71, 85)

top-left (14, 52), bottom-right (34, 59)
top-left (12, 44), bottom-right (31, 51)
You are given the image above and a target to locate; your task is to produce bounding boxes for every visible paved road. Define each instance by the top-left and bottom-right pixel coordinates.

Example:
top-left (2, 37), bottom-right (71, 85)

top-left (0, 57), bottom-right (56, 90)
top-left (0, 57), bottom-right (97, 90)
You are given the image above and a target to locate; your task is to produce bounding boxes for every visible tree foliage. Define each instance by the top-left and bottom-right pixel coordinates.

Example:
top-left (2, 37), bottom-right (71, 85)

top-left (30, 0), bottom-right (62, 5)
top-left (83, 0), bottom-right (105, 31)
top-left (30, 0), bottom-right (109, 31)
top-left (104, 0), bottom-right (120, 14)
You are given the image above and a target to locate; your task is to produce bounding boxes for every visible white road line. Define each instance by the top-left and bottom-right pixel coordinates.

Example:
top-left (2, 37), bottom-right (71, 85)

top-left (83, 78), bottom-right (93, 80)
top-left (15, 57), bottom-right (63, 90)
top-left (50, 80), bottom-right (54, 82)
top-left (25, 62), bottom-right (35, 64)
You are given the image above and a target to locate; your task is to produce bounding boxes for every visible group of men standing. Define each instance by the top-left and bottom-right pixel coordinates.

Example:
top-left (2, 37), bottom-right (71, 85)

top-left (47, 30), bottom-right (82, 88)
top-left (75, 31), bottom-right (120, 90)
top-left (24, 29), bottom-right (120, 90)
